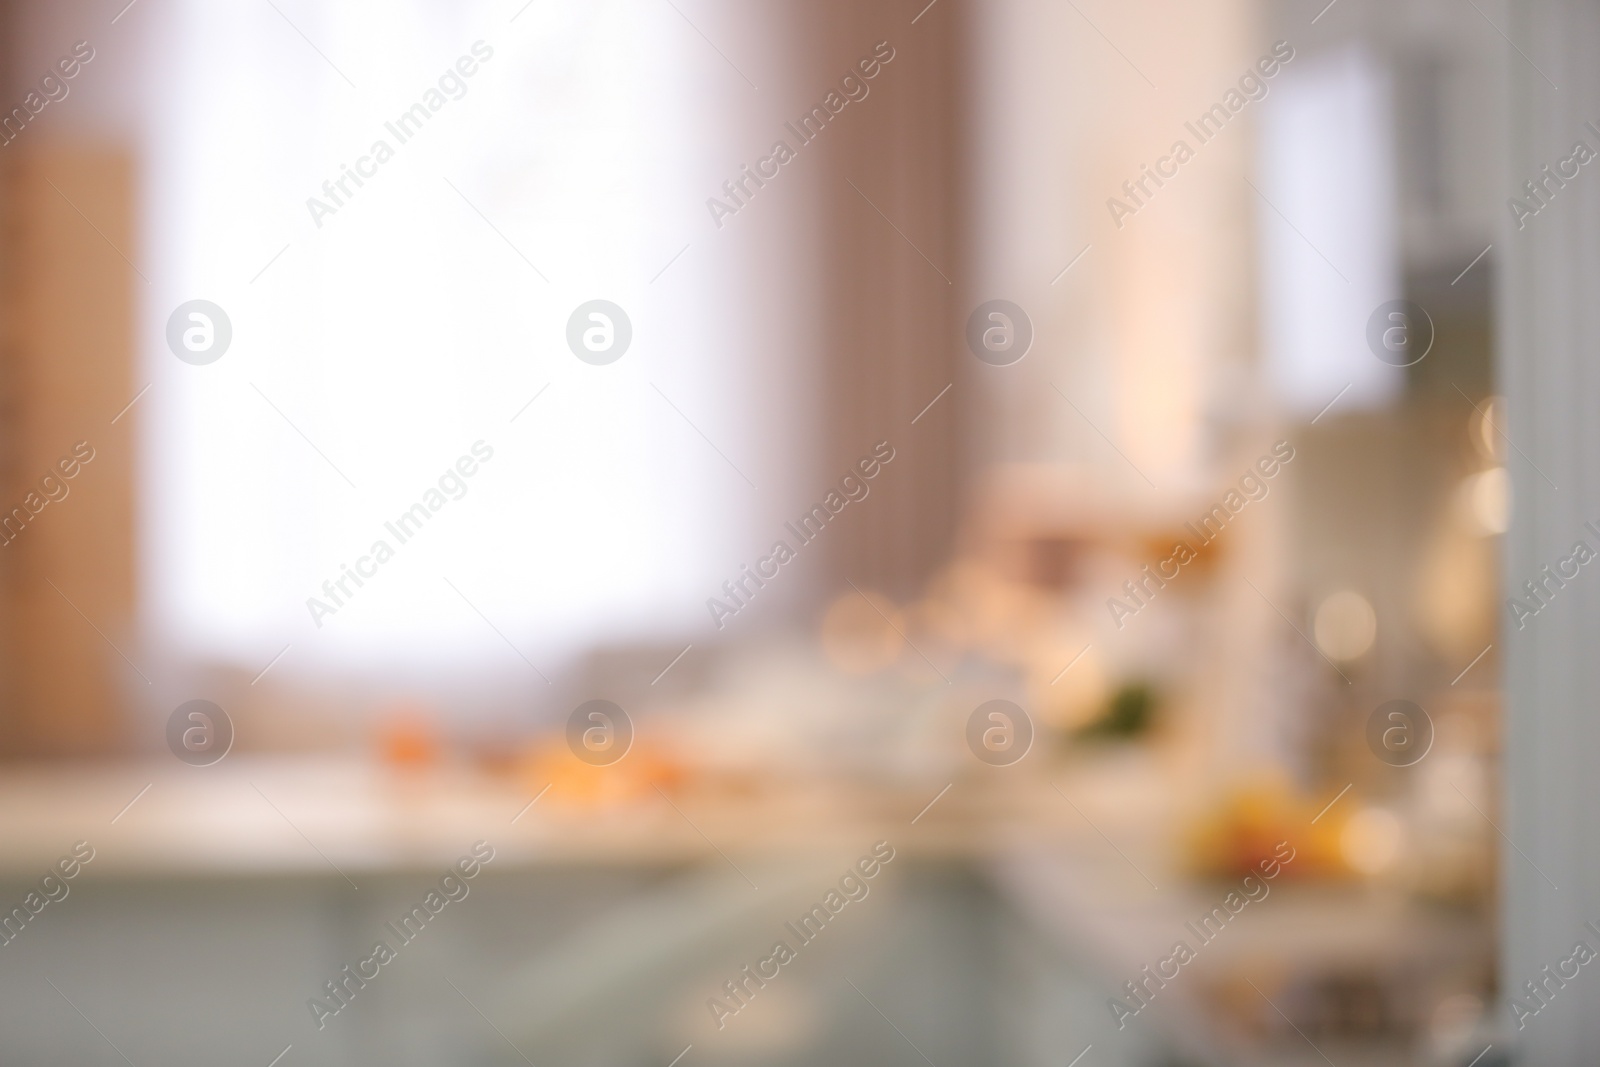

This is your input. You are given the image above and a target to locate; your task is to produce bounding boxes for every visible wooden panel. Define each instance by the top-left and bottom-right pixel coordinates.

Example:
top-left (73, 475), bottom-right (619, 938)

top-left (1, 146), bottom-right (137, 757)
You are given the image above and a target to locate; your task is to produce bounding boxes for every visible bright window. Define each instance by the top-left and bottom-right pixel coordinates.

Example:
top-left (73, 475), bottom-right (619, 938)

top-left (141, 0), bottom-right (748, 679)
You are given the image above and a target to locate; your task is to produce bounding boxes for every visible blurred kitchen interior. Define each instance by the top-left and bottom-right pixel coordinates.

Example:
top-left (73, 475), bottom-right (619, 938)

top-left (0, 0), bottom-right (1573, 1064)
